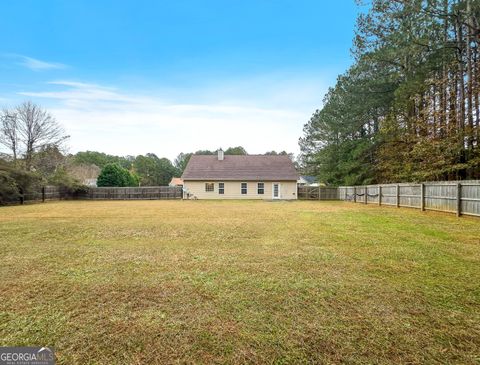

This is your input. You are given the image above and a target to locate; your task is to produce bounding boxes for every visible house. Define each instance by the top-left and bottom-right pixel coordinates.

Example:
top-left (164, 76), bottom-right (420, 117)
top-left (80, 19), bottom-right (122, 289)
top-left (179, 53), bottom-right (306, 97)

top-left (169, 177), bottom-right (184, 187)
top-left (181, 150), bottom-right (299, 199)
top-left (297, 175), bottom-right (319, 186)
top-left (83, 178), bottom-right (98, 187)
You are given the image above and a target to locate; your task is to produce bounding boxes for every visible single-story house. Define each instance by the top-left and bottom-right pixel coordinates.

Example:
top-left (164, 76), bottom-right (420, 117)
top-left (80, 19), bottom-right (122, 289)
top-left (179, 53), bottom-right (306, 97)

top-left (169, 177), bottom-right (184, 187)
top-left (83, 178), bottom-right (98, 187)
top-left (181, 150), bottom-right (299, 200)
top-left (297, 175), bottom-right (319, 186)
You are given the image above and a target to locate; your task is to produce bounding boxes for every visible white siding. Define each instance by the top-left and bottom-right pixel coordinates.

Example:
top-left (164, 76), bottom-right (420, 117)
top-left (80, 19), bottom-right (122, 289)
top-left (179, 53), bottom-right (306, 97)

top-left (184, 181), bottom-right (297, 200)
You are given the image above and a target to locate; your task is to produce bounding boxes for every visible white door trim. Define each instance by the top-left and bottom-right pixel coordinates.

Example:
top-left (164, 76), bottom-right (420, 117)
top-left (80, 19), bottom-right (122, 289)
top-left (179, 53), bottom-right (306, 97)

top-left (272, 182), bottom-right (280, 199)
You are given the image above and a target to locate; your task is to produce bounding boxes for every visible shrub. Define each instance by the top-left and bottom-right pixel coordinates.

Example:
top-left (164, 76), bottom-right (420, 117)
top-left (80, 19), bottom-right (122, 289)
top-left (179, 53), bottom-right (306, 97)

top-left (48, 166), bottom-right (87, 194)
top-left (0, 170), bottom-right (19, 204)
top-left (97, 163), bottom-right (138, 187)
top-left (0, 160), bottom-right (43, 204)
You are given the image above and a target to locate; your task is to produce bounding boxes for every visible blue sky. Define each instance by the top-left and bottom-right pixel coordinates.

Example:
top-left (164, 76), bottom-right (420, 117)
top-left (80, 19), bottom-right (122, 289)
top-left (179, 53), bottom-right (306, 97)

top-left (0, 0), bottom-right (362, 160)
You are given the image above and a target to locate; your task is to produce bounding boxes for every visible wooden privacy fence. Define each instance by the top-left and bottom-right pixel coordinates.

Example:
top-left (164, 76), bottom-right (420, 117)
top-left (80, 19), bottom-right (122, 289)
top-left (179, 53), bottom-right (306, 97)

top-left (79, 186), bottom-right (183, 200)
top-left (339, 181), bottom-right (480, 217)
top-left (3, 186), bottom-right (183, 205)
top-left (18, 186), bottom-right (71, 204)
top-left (298, 186), bottom-right (339, 200)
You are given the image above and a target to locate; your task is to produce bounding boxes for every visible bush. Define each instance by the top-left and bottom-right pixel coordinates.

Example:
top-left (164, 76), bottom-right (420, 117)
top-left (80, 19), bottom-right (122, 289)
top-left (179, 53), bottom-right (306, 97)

top-left (48, 167), bottom-right (87, 194)
top-left (0, 160), bottom-right (43, 204)
top-left (97, 163), bottom-right (138, 187)
top-left (0, 170), bottom-right (20, 203)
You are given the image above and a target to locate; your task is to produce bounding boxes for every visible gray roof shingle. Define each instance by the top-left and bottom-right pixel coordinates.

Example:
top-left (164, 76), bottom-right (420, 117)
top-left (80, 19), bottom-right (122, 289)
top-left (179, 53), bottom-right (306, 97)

top-left (181, 155), bottom-right (298, 181)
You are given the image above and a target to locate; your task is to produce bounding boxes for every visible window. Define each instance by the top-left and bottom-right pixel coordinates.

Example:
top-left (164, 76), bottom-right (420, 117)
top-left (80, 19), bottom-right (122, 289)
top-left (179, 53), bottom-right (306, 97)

top-left (257, 182), bottom-right (264, 195)
top-left (241, 182), bottom-right (247, 195)
top-left (219, 182), bottom-right (224, 195)
top-left (205, 182), bottom-right (214, 192)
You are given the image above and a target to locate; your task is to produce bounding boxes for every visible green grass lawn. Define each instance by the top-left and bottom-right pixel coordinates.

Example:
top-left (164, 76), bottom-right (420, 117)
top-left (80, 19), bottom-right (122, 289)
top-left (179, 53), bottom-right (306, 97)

top-left (0, 200), bottom-right (479, 364)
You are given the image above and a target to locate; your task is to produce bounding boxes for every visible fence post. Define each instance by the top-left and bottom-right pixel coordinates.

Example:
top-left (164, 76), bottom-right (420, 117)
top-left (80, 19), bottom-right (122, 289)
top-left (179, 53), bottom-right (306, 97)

top-left (364, 186), bottom-right (368, 204)
top-left (378, 185), bottom-right (382, 206)
top-left (420, 183), bottom-right (425, 211)
top-left (318, 187), bottom-right (321, 201)
top-left (42, 186), bottom-right (46, 202)
top-left (396, 184), bottom-right (400, 208)
top-left (353, 186), bottom-right (357, 203)
top-left (457, 183), bottom-right (462, 217)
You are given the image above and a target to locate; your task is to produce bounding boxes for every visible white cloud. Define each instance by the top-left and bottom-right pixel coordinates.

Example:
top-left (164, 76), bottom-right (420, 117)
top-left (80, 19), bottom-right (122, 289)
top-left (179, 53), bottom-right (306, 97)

top-left (18, 56), bottom-right (67, 71)
top-left (16, 76), bottom-right (328, 160)
top-left (20, 80), bottom-right (139, 105)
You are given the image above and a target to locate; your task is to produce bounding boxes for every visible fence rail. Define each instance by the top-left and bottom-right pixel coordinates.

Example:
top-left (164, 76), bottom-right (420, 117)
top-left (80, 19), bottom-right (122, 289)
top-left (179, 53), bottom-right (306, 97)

top-left (298, 186), bottom-right (339, 200)
top-left (339, 181), bottom-right (480, 217)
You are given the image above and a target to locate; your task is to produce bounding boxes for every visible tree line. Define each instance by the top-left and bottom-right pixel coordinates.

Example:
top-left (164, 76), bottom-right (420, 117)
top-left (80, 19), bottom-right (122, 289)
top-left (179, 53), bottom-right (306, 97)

top-left (300, 0), bottom-right (480, 185)
top-left (87, 147), bottom-right (292, 187)
top-left (1, 103), bottom-right (294, 202)
top-left (173, 148), bottom-right (293, 173)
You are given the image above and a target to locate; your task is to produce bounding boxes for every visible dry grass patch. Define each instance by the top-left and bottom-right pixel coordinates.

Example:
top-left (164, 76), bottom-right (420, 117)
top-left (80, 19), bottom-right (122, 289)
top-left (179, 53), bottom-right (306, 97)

top-left (0, 200), bottom-right (479, 364)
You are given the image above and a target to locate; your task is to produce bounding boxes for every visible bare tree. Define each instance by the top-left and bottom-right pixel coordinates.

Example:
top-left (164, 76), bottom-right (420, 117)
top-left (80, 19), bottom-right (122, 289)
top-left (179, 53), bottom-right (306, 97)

top-left (15, 101), bottom-right (69, 169)
top-left (0, 110), bottom-right (19, 163)
top-left (67, 162), bottom-right (101, 182)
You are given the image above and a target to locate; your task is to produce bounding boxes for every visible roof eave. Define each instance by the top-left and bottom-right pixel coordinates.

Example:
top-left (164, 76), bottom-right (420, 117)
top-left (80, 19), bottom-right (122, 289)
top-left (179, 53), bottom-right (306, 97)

top-left (182, 177), bottom-right (299, 181)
